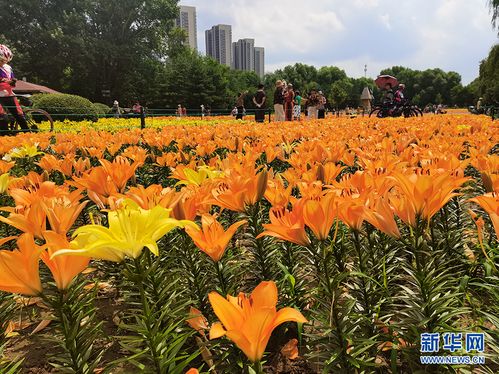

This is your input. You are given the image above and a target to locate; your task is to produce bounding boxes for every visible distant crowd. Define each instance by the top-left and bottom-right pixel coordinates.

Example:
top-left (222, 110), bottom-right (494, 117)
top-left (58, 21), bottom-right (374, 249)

top-left (231, 80), bottom-right (329, 123)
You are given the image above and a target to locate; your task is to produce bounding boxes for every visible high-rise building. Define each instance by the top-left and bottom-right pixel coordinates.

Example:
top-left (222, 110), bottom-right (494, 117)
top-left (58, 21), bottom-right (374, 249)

top-left (232, 38), bottom-right (265, 78)
top-left (176, 5), bottom-right (197, 51)
top-left (205, 25), bottom-right (232, 67)
top-left (232, 39), bottom-right (255, 71)
top-left (254, 47), bottom-right (265, 78)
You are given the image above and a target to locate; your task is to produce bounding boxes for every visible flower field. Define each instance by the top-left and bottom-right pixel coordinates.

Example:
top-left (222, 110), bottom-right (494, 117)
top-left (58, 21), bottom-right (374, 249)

top-left (0, 114), bottom-right (498, 373)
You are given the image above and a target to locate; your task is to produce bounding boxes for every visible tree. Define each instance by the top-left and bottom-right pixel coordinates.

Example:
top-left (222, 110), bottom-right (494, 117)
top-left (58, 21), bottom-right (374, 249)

top-left (158, 50), bottom-right (228, 110)
top-left (380, 66), bottom-right (465, 106)
top-left (0, 0), bottom-right (180, 104)
top-left (489, 0), bottom-right (499, 32)
top-left (330, 79), bottom-right (353, 108)
top-left (478, 44), bottom-right (499, 104)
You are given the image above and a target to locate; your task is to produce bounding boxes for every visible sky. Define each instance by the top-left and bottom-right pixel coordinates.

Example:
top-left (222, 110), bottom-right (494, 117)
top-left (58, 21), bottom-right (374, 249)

top-left (182, 0), bottom-right (498, 84)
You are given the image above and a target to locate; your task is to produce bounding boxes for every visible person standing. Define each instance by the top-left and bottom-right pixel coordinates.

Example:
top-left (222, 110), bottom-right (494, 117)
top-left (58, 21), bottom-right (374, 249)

top-left (394, 84), bottom-right (405, 104)
top-left (294, 90), bottom-right (302, 120)
top-left (236, 91), bottom-right (247, 120)
top-left (112, 100), bottom-right (121, 118)
top-left (284, 83), bottom-right (295, 121)
top-left (273, 80), bottom-right (285, 122)
top-left (307, 90), bottom-right (319, 120)
top-left (132, 102), bottom-right (142, 118)
top-left (0, 44), bottom-right (30, 132)
top-left (476, 97), bottom-right (483, 112)
top-left (317, 91), bottom-right (326, 119)
top-left (253, 84), bottom-right (266, 123)
top-left (381, 83), bottom-right (394, 116)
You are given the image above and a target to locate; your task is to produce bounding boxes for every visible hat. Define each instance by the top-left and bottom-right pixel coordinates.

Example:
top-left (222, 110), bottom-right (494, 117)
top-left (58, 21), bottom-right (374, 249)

top-left (318, 91), bottom-right (323, 95)
top-left (276, 80), bottom-right (283, 87)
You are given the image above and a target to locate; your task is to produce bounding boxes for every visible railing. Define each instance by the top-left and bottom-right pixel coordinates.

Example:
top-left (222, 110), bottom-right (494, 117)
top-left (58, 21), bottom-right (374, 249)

top-left (1, 105), bottom-right (278, 133)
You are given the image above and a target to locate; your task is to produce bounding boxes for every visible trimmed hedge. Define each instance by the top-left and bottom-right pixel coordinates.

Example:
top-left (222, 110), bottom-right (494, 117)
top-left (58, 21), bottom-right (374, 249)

top-left (32, 93), bottom-right (98, 121)
top-left (92, 103), bottom-right (111, 118)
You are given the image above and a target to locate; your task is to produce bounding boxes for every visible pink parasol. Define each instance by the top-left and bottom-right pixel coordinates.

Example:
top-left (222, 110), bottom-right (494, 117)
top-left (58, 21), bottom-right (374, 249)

top-left (374, 75), bottom-right (399, 89)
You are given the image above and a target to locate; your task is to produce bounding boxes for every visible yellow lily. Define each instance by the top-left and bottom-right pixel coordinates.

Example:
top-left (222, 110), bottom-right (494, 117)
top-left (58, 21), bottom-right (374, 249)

top-left (4, 143), bottom-right (44, 160)
top-left (52, 199), bottom-right (194, 262)
top-left (173, 165), bottom-right (223, 187)
top-left (0, 173), bottom-right (11, 194)
top-left (209, 281), bottom-right (307, 363)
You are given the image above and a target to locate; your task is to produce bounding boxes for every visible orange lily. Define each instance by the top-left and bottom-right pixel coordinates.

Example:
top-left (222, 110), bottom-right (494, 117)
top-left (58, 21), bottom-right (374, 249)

top-left (364, 196), bottom-right (401, 238)
top-left (210, 177), bottom-right (248, 212)
top-left (99, 156), bottom-right (140, 192)
top-left (210, 167), bottom-right (267, 212)
top-left (0, 160), bottom-right (14, 174)
top-left (258, 200), bottom-right (310, 246)
top-left (243, 169), bottom-right (268, 206)
top-left (469, 193), bottom-right (499, 240)
top-left (391, 170), bottom-right (469, 226)
top-left (173, 184), bottom-right (213, 220)
top-left (264, 175), bottom-right (292, 207)
top-left (186, 306), bottom-right (209, 336)
top-left (319, 162), bottom-right (345, 185)
top-left (303, 193), bottom-right (337, 241)
top-left (209, 281), bottom-right (307, 363)
top-left (0, 203), bottom-right (47, 239)
top-left (41, 231), bottom-right (90, 290)
top-left (123, 184), bottom-right (181, 210)
top-left (336, 196), bottom-right (368, 231)
top-left (185, 214), bottom-right (247, 262)
top-left (0, 234), bottom-right (43, 296)
top-left (72, 167), bottom-right (118, 208)
top-left (42, 196), bottom-right (89, 235)
top-left (72, 157), bottom-right (91, 177)
top-left (36, 154), bottom-right (61, 173)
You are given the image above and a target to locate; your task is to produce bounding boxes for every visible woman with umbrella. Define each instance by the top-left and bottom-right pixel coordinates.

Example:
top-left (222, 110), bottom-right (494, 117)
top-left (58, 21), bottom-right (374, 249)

top-left (375, 75), bottom-right (398, 116)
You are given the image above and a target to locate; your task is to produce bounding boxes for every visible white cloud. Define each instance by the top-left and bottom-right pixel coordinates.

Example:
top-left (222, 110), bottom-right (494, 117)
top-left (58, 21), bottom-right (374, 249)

top-left (379, 14), bottom-right (391, 30)
top-left (183, 0), bottom-right (498, 83)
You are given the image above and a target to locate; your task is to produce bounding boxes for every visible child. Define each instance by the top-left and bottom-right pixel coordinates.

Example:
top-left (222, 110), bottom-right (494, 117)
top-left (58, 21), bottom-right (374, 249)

top-left (0, 44), bottom-right (30, 132)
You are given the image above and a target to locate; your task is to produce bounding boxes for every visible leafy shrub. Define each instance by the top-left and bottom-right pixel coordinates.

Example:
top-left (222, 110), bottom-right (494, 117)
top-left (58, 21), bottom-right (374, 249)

top-left (32, 93), bottom-right (98, 121)
top-left (92, 103), bottom-right (111, 118)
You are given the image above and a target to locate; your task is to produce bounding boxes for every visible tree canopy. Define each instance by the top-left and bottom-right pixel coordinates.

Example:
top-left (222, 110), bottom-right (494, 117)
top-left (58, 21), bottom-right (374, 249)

top-left (489, 0), bottom-right (499, 32)
top-left (0, 0), bottom-right (180, 103)
top-left (477, 44), bottom-right (499, 104)
top-left (264, 63), bottom-right (475, 108)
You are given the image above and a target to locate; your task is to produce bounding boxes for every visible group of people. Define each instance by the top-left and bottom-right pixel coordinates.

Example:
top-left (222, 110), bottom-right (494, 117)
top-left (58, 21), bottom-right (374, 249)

top-left (233, 81), bottom-right (329, 123)
top-left (111, 100), bottom-right (143, 118)
top-left (176, 104), bottom-right (188, 117)
top-left (423, 103), bottom-right (446, 114)
top-left (379, 82), bottom-right (407, 116)
top-left (273, 80), bottom-right (327, 121)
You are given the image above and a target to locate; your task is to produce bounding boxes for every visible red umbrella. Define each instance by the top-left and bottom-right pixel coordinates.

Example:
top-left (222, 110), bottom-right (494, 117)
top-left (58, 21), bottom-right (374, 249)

top-left (374, 75), bottom-right (399, 89)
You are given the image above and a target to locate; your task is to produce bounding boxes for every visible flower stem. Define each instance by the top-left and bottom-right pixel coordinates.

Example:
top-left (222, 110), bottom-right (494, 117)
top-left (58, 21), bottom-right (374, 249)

top-left (251, 360), bottom-right (264, 374)
top-left (132, 256), bottom-right (162, 374)
top-left (215, 260), bottom-right (228, 296)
